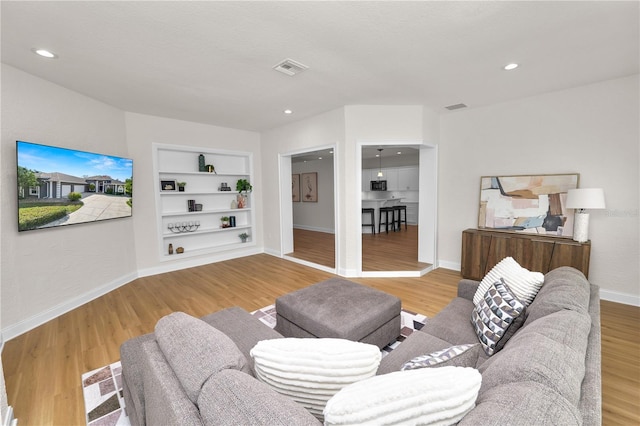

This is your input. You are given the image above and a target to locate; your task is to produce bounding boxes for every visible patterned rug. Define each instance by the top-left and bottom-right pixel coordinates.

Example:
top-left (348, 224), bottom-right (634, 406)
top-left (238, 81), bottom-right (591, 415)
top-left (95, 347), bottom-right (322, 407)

top-left (82, 305), bottom-right (427, 425)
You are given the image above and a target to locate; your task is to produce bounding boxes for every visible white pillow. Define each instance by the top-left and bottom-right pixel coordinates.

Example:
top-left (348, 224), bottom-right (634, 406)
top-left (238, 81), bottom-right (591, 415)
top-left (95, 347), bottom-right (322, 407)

top-left (324, 366), bottom-right (481, 425)
top-left (473, 257), bottom-right (544, 306)
top-left (250, 338), bottom-right (381, 419)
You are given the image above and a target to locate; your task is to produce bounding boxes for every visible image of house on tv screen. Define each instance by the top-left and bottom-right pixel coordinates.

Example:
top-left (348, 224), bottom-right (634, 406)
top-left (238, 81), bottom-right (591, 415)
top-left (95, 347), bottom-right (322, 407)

top-left (16, 140), bottom-right (133, 231)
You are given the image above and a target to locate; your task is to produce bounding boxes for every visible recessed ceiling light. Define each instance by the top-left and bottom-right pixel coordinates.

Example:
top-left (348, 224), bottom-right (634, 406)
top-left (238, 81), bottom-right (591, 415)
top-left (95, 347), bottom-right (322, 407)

top-left (284, 109), bottom-right (293, 114)
top-left (318, 157), bottom-right (323, 160)
top-left (32, 48), bottom-right (58, 59)
top-left (397, 151), bottom-right (402, 155)
top-left (329, 150), bottom-right (334, 154)
top-left (504, 63), bottom-right (519, 71)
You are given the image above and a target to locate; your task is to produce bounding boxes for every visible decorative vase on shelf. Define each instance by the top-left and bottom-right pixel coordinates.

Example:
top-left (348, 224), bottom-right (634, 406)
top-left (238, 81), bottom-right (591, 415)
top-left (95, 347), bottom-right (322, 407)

top-left (198, 154), bottom-right (205, 172)
top-left (237, 194), bottom-right (247, 209)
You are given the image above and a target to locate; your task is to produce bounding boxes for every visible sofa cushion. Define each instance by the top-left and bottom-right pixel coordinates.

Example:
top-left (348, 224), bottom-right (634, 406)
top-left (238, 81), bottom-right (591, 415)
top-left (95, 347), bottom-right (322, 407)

top-left (199, 369), bottom-right (320, 426)
top-left (377, 332), bottom-right (454, 375)
top-left (155, 312), bottom-right (249, 404)
top-left (472, 279), bottom-right (526, 356)
top-left (419, 297), bottom-right (479, 345)
top-left (524, 266), bottom-right (591, 325)
top-left (324, 366), bottom-right (481, 426)
top-left (473, 257), bottom-right (544, 307)
top-left (401, 343), bottom-right (481, 370)
top-left (250, 338), bottom-right (380, 419)
top-left (478, 309), bottom-right (591, 407)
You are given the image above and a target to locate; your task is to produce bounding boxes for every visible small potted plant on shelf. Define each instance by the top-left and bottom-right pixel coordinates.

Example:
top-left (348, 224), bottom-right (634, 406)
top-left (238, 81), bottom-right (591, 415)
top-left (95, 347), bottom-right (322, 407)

top-left (236, 179), bottom-right (252, 209)
top-left (177, 182), bottom-right (187, 192)
top-left (239, 232), bottom-right (250, 243)
top-left (220, 216), bottom-right (230, 228)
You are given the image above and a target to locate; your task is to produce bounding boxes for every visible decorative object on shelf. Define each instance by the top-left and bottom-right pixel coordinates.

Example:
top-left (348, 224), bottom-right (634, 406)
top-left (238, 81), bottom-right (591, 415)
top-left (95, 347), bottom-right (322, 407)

top-left (239, 232), bottom-right (250, 243)
top-left (219, 182), bottom-right (231, 191)
top-left (565, 188), bottom-right (605, 243)
top-left (236, 194), bottom-right (246, 209)
top-left (231, 198), bottom-right (237, 209)
top-left (187, 199), bottom-right (196, 212)
top-left (229, 216), bottom-right (236, 227)
top-left (236, 178), bottom-right (252, 194)
top-left (301, 172), bottom-right (318, 202)
top-left (177, 182), bottom-right (186, 192)
top-left (478, 173), bottom-right (579, 237)
top-left (206, 164), bottom-right (217, 174)
top-left (168, 243), bottom-right (174, 255)
top-left (198, 154), bottom-right (206, 172)
top-left (161, 180), bottom-right (177, 191)
top-left (168, 221), bottom-right (200, 233)
top-left (292, 174), bottom-right (300, 202)
top-left (176, 247), bottom-right (184, 254)
top-left (221, 216), bottom-right (230, 228)
top-left (195, 203), bottom-right (203, 211)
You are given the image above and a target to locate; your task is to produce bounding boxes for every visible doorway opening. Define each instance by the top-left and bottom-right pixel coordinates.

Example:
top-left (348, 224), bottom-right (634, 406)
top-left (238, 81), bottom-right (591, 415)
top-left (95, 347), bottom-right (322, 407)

top-left (280, 146), bottom-right (337, 273)
top-left (358, 142), bottom-right (437, 277)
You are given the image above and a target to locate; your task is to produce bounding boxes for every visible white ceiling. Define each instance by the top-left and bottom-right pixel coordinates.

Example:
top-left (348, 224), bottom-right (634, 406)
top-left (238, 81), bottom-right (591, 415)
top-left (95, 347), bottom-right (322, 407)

top-left (2, 1), bottom-right (638, 132)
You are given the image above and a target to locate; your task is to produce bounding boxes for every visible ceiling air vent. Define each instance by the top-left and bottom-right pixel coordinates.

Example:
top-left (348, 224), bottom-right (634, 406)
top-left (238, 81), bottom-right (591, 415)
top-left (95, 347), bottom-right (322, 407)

top-left (273, 58), bottom-right (309, 76)
top-left (445, 103), bottom-right (468, 111)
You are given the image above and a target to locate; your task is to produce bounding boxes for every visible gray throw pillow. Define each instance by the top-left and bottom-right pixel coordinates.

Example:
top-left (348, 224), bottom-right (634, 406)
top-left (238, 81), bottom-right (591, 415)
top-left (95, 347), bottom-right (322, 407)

top-left (471, 279), bottom-right (526, 356)
top-left (401, 343), bottom-right (481, 370)
top-left (155, 311), bottom-right (248, 404)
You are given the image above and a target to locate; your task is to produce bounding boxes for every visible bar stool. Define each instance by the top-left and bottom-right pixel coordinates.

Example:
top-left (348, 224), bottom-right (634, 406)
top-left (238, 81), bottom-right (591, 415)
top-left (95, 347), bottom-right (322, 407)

top-left (362, 208), bottom-right (375, 234)
top-left (379, 207), bottom-right (395, 234)
top-left (393, 205), bottom-right (407, 231)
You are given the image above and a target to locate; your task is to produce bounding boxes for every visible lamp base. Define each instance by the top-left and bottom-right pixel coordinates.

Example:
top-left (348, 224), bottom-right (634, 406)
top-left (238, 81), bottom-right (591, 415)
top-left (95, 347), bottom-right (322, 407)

top-left (573, 212), bottom-right (590, 243)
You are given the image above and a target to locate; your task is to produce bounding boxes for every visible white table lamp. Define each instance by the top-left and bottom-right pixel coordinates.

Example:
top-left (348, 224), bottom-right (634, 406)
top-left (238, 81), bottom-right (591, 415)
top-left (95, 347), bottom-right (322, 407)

top-left (565, 188), bottom-right (605, 243)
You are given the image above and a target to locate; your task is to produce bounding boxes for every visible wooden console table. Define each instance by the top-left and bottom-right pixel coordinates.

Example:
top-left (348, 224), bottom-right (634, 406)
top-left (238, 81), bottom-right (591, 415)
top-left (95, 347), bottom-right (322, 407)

top-left (461, 228), bottom-right (591, 280)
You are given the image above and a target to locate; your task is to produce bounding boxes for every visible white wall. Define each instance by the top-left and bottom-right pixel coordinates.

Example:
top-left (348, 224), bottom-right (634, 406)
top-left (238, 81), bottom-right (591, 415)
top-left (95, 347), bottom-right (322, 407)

top-left (438, 75), bottom-right (640, 304)
top-left (0, 65), bottom-right (138, 339)
top-left (124, 113), bottom-right (262, 276)
top-left (292, 159), bottom-right (335, 233)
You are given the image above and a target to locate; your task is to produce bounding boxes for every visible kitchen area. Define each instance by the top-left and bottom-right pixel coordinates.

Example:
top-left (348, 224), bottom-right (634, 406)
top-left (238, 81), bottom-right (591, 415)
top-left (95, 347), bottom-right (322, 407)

top-left (362, 147), bottom-right (419, 233)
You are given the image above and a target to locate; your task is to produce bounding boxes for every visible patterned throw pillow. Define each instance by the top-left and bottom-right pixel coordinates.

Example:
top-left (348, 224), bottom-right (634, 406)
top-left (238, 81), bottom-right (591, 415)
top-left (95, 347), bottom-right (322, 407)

top-left (324, 366), bottom-right (482, 426)
top-left (472, 279), bottom-right (526, 356)
top-left (250, 338), bottom-right (380, 420)
top-left (401, 343), bottom-right (481, 371)
top-left (473, 256), bottom-right (544, 306)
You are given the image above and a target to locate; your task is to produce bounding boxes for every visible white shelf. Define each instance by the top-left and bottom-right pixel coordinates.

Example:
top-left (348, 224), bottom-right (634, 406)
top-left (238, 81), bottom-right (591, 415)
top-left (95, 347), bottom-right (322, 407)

top-left (153, 143), bottom-right (255, 261)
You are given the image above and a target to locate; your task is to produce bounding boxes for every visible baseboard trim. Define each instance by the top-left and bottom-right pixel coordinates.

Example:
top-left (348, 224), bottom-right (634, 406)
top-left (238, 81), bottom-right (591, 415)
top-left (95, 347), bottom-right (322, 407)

top-left (1, 271), bottom-right (138, 342)
top-left (282, 255), bottom-right (336, 274)
top-left (437, 260), bottom-right (461, 271)
top-left (293, 224), bottom-right (335, 234)
top-left (600, 289), bottom-right (640, 307)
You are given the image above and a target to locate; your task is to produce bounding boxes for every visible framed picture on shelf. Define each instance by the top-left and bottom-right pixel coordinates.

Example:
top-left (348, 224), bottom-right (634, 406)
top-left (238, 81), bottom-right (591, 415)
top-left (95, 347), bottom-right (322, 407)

top-left (160, 180), bottom-right (177, 191)
top-left (478, 173), bottom-right (579, 237)
top-left (301, 172), bottom-right (318, 202)
top-left (292, 174), bottom-right (300, 202)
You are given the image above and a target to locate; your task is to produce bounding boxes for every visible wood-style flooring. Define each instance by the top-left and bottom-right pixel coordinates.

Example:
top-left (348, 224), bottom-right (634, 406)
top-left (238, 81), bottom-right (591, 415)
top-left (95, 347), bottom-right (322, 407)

top-left (287, 225), bottom-right (430, 271)
top-left (2, 254), bottom-right (639, 425)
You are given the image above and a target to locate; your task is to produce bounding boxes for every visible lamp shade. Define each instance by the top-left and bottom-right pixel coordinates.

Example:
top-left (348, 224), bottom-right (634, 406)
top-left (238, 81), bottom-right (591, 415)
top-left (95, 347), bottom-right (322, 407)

top-left (566, 188), bottom-right (606, 209)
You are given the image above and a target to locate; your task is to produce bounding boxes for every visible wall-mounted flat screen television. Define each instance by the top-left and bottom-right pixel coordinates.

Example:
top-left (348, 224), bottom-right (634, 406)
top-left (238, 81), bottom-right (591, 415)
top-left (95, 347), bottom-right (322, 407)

top-left (16, 140), bottom-right (133, 232)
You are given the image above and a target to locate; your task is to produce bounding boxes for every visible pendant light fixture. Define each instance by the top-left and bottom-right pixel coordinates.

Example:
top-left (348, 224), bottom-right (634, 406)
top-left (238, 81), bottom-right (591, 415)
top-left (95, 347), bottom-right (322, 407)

top-left (377, 148), bottom-right (384, 179)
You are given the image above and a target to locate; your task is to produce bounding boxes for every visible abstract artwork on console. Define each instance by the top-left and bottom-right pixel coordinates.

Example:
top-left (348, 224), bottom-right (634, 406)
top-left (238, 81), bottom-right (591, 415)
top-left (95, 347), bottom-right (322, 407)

top-left (478, 174), bottom-right (579, 237)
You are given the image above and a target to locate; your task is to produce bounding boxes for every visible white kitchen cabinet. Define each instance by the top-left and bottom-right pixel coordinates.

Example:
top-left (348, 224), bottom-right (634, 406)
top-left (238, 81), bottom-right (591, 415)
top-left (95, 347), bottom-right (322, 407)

top-left (398, 167), bottom-right (419, 191)
top-left (154, 144), bottom-right (255, 261)
top-left (382, 168), bottom-right (399, 191)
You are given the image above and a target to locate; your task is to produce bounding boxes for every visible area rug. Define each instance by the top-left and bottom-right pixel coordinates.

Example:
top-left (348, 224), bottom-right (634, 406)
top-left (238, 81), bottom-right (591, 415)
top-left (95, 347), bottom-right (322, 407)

top-left (82, 305), bottom-right (427, 425)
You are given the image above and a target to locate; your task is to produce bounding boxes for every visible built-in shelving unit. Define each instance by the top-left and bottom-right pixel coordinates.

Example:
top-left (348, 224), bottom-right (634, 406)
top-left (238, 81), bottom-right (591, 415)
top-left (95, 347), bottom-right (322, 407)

top-left (153, 144), bottom-right (254, 261)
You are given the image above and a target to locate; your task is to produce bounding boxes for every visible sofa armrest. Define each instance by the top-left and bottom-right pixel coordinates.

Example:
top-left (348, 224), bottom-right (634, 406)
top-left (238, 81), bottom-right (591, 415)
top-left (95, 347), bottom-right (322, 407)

top-left (458, 279), bottom-right (480, 301)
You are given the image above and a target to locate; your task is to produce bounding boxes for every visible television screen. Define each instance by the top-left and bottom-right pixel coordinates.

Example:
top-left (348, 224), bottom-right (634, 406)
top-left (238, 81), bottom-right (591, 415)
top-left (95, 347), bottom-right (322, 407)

top-left (16, 140), bottom-right (133, 231)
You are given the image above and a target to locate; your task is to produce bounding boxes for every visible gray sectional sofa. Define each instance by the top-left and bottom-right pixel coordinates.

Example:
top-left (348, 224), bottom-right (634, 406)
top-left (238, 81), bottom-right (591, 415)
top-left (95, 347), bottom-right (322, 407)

top-left (120, 266), bottom-right (601, 425)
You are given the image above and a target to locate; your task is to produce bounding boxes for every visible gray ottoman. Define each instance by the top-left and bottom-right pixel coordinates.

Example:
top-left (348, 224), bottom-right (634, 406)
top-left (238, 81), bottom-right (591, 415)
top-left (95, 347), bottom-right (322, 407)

top-left (274, 278), bottom-right (401, 349)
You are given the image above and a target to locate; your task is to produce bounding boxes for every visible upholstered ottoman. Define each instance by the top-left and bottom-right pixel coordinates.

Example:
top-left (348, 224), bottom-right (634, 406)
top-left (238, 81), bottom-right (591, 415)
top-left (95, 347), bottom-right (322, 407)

top-left (274, 278), bottom-right (401, 349)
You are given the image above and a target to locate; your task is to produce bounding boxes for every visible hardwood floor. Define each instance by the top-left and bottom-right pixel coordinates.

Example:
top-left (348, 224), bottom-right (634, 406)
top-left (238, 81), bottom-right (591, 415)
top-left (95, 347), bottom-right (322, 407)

top-left (287, 226), bottom-right (430, 271)
top-left (2, 254), bottom-right (638, 425)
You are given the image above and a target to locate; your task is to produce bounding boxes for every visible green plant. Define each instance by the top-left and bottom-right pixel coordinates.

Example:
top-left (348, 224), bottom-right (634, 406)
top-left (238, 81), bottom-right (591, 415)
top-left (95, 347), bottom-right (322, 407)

top-left (67, 192), bottom-right (82, 201)
top-left (221, 216), bottom-right (230, 221)
top-left (177, 182), bottom-right (186, 187)
top-left (236, 179), bottom-right (252, 194)
top-left (239, 232), bottom-right (250, 242)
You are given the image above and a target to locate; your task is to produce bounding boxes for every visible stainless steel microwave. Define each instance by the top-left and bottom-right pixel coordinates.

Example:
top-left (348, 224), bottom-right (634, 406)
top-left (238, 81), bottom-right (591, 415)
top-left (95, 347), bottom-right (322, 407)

top-left (370, 180), bottom-right (387, 191)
